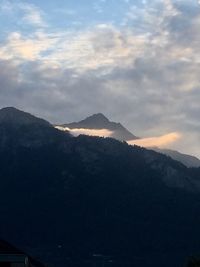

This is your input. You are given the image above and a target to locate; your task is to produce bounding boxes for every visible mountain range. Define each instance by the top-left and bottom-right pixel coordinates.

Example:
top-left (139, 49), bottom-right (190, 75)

top-left (1, 107), bottom-right (200, 267)
top-left (56, 113), bottom-right (200, 168)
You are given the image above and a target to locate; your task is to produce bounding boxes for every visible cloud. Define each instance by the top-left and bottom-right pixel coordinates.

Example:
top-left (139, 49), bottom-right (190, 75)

top-left (0, 22), bottom-right (149, 70)
top-left (0, 31), bottom-right (58, 61)
top-left (42, 25), bottom-right (149, 72)
top-left (55, 126), bottom-right (181, 150)
top-left (55, 126), bottom-right (113, 138)
top-left (0, 1), bottom-right (46, 27)
top-left (128, 132), bottom-right (181, 148)
top-left (0, 0), bottom-right (195, 71)
top-left (19, 2), bottom-right (46, 27)
top-left (2, 0), bottom-right (196, 69)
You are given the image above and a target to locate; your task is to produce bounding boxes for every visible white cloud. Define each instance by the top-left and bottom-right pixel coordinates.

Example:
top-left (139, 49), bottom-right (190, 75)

top-left (1, 0), bottom-right (198, 71)
top-left (55, 126), bottom-right (113, 138)
top-left (0, 32), bottom-right (57, 61)
top-left (20, 3), bottom-right (46, 26)
top-left (0, 24), bottom-right (150, 70)
top-left (0, 1), bottom-right (46, 27)
top-left (41, 25), bottom-right (149, 72)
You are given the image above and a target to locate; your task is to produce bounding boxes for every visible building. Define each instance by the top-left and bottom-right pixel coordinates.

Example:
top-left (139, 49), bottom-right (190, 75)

top-left (0, 239), bottom-right (45, 267)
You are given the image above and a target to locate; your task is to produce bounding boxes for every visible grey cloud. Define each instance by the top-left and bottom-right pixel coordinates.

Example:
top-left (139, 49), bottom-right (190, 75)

top-left (0, 60), bottom-right (20, 90)
top-left (163, 1), bottom-right (200, 47)
top-left (0, 52), bottom-right (199, 157)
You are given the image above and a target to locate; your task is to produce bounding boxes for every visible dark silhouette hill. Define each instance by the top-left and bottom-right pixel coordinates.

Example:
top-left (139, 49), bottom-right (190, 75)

top-left (0, 107), bottom-right (200, 267)
top-left (0, 107), bottom-right (50, 126)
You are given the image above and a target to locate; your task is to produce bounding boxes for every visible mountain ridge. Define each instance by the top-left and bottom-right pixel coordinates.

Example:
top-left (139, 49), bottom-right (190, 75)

top-left (0, 107), bottom-right (51, 126)
top-left (0, 107), bottom-right (70, 149)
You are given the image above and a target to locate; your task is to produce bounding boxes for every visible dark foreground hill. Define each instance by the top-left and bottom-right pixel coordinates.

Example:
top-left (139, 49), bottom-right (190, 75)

top-left (0, 107), bottom-right (200, 267)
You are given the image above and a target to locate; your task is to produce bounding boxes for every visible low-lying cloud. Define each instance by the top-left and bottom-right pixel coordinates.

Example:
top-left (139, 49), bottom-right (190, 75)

top-left (55, 126), bottom-right (113, 138)
top-left (56, 125), bottom-right (180, 149)
top-left (128, 132), bottom-right (181, 148)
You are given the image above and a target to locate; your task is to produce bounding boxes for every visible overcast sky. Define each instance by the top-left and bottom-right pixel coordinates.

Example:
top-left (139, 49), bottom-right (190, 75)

top-left (0, 0), bottom-right (200, 157)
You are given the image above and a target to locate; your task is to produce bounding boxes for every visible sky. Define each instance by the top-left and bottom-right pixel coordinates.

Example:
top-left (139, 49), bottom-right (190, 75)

top-left (0, 0), bottom-right (200, 157)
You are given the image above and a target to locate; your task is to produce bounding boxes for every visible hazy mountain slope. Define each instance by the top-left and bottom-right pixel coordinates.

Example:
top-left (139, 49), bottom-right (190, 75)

top-left (152, 148), bottom-right (200, 168)
top-left (1, 108), bottom-right (200, 267)
top-left (57, 113), bottom-right (138, 141)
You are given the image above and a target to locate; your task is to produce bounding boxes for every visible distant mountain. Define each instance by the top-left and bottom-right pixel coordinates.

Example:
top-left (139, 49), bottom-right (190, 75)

top-left (153, 148), bottom-right (200, 168)
top-left (56, 113), bottom-right (200, 168)
top-left (56, 113), bottom-right (138, 141)
top-left (1, 107), bottom-right (200, 267)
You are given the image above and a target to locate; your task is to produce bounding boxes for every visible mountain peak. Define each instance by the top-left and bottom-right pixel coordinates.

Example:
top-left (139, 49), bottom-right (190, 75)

top-left (58, 113), bottom-right (138, 141)
top-left (82, 113), bottom-right (109, 123)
